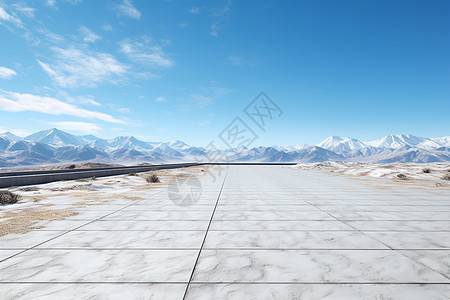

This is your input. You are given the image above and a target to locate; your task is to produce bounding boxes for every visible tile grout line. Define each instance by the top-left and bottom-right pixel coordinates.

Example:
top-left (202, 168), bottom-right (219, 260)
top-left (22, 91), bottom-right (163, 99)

top-left (0, 190), bottom-right (163, 264)
top-left (182, 169), bottom-right (228, 300)
top-left (297, 196), bottom-right (450, 281)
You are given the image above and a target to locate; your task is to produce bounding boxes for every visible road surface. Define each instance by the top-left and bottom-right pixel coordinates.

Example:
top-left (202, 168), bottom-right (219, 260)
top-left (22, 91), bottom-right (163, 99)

top-left (0, 165), bottom-right (449, 299)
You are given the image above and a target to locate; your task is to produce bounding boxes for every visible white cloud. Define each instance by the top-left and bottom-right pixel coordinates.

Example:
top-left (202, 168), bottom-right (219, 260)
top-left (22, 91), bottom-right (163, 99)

top-left (210, 0), bottom-right (232, 37)
top-left (0, 66), bottom-right (17, 79)
top-left (0, 6), bottom-right (12, 20)
top-left (36, 60), bottom-right (57, 77)
top-left (119, 38), bottom-right (174, 68)
top-left (44, 0), bottom-right (83, 8)
top-left (37, 47), bottom-right (128, 88)
top-left (0, 90), bottom-right (124, 123)
top-left (79, 26), bottom-right (101, 43)
top-left (155, 96), bottom-right (166, 102)
top-left (0, 127), bottom-right (30, 137)
top-left (0, 6), bottom-right (23, 27)
top-left (60, 93), bottom-right (101, 106)
top-left (47, 121), bottom-right (100, 134)
top-left (190, 87), bottom-right (230, 108)
top-left (188, 7), bottom-right (201, 14)
top-left (11, 4), bottom-right (36, 18)
top-left (227, 55), bottom-right (242, 66)
top-left (114, 0), bottom-right (141, 19)
top-left (45, 0), bottom-right (56, 7)
top-left (102, 23), bottom-right (113, 31)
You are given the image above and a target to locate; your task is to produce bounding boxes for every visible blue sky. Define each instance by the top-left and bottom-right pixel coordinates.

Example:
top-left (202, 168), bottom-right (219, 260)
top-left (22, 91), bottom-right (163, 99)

top-left (0, 0), bottom-right (449, 146)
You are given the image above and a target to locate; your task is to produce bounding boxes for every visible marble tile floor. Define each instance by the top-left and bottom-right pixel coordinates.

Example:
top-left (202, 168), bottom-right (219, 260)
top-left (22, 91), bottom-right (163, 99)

top-left (0, 165), bottom-right (449, 299)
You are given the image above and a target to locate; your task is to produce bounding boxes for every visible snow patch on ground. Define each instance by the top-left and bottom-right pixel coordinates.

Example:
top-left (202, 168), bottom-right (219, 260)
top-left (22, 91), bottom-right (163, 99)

top-left (295, 161), bottom-right (450, 183)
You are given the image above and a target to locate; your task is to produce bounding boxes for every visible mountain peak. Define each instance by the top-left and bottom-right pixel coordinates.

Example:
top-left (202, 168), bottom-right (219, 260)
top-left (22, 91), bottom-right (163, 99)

top-left (24, 128), bottom-right (86, 147)
top-left (0, 131), bottom-right (23, 141)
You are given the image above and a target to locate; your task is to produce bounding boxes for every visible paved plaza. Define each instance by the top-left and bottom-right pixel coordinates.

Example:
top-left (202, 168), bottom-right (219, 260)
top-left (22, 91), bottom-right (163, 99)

top-left (0, 165), bottom-right (449, 299)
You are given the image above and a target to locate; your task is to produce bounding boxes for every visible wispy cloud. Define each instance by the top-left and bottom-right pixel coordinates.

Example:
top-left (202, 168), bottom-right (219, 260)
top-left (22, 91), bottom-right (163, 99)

top-left (226, 54), bottom-right (255, 67)
top-left (44, 0), bottom-right (82, 8)
top-left (114, 0), bottom-right (141, 19)
top-left (45, 0), bottom-right (57, 7)
top-left (210, 0), bottom-right (231, 37)
top-left (11, 4), bottom-right (36, 18)
top-left (0, 127), bottom-right (30, 137)
top-left (0, 66), bottom-right (17, 79)
top-left (188, 7), bottom-right (202, 14)
top-left (227, 55), bottom-right (243, 66)
top-left (46, 121), bottom-right (101, 134)
top-left (37, 47), bottom-right (128, 88)
top-left (102, 23), bottom-right (113, 31)
top-left (190, 86), bottom-right (231, 108)
top-left (0, 5), bottom-right (23, 27)
top-left (119, 37), bottom-right (174, 68)
top-left (79, 26), bottom-right (101, 43)
top-left (155, 96), bottom-right (166, 102)
top-left (0, 90), bottom-right (124, 123)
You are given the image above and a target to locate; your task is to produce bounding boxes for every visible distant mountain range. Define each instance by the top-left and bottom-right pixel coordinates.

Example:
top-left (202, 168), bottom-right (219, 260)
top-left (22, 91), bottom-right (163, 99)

top-left (0, 128), bottom-right (449, 167)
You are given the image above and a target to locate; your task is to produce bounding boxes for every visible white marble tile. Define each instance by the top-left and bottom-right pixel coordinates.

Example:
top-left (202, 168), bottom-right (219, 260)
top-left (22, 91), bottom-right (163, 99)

top-left (217, 199), bottom-right (314, 205)
top-left (37, 230), bottom-right (205, 249)
top-left (65, 210), bottom-right (120, 220)
top-left (192, 250), bottom-right (449, 283)
top-left (0, 250), bottom-right (21, 261)
top-left (0, 249), bottom-right (197, 282)
top-left (102, 210), bottom-right (212, 221)
top-left (121, 204), bottom-right (215, 211)
top-left (204, 231), bottom-right (388, 249)
top-left (216, 204), bottom-right (321, 211)
top-left (185, 283), bottom-right (450, 300)
top-left (29, 219), bottom-right (90, 231)
top-left (345, 220), bottom-right (450, 231)
top-left (213, 211), bottom-right (334, 221)
top-left (0, 231), bottom-right (66, 249)
top-left (209, 220), bottom-right (353, 231)
top-left (318, 205), bottom-right (450, 212)
top-left (330, 211), bottom-right (450, 221)
top-left (79, 220), bottom-right (209, 231)
top-left (400, 250), bottom-right (450, 277)
top-left (365, 232), bottom-right (450, 249)
top-left (0, 283), bottom-right (187, 300)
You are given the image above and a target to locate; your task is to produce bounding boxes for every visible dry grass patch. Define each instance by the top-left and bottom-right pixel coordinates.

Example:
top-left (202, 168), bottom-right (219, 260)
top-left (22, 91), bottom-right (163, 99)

top-left (0, 191), bottom-right (20, 205)
top-left (146, 173), bottom-right (160, 183)
top-left (0, 207), bottom-right (78, 236)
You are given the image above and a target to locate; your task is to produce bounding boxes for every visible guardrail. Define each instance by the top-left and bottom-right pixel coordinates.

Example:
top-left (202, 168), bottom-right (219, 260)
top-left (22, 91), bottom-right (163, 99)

top-left (0, 162), bottom-right (296, 188)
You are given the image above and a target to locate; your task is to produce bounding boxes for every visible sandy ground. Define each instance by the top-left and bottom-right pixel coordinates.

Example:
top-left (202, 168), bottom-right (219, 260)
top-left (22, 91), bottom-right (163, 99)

top-left (295, 162), bottom-right (450, 188)
top-left (0, 166), bottom-right (208, 237)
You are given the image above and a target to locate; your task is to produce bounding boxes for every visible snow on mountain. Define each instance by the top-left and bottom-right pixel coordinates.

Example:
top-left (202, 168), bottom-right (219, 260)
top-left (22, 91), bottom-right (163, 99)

top-left (283, 144), bottom-right (311, 151)
top-left (0, 137), bottom-right (11, 151)
top-left (107, 136), bottom-right (153, 150)
top-left (0, 132), bottom-right (23, 141)
top-left (81, 134), bottom-right (100, 141)
top-left (25, 128), bottom-right (86, 147)
top-left (87, 138), bottom-right (110, 150)
top-left (1, 128), bottom-right (450, 167)
top-left (291, 146), bottom-right (344, 163)
top-left (167, 140), bottom-right (190, 150)
top-left (152, 144), bottom-right (183, 157)
top-left (317, 136), bottom-right (366, 153)
top-left (366, 134), bottom-right (426, 149)
top-left (428, 136), bottom-right (450, 148)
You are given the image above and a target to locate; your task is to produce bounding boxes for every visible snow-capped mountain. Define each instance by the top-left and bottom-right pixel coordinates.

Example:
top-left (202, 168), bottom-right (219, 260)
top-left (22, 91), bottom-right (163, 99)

top-left (366, 134), bottom-right (426, 149)
top-left (0, 132), bottom-right (22, 141)
top-left (108, 136), bottom-right (154, 151)
top-left (0, 128), bottom-right (449, 167)
top-left (24, 128), bottom-right (86, 147)
top-left (317, 136), bottom-right (366, 153)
